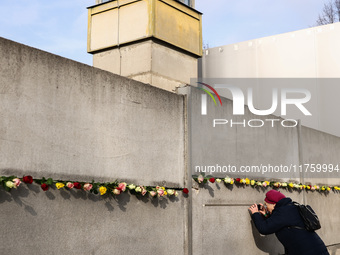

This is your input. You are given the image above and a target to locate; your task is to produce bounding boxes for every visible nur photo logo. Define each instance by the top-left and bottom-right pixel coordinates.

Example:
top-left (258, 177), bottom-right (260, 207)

top-left (193, 81), bottom-right (312, 128)
top-left (196, 82), bottom-right (223, 115)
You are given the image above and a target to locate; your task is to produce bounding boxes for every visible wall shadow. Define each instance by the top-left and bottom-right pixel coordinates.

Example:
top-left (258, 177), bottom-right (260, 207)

top-left (0, 183), bottom-right (182, 214)
top-left (250, 219), bottom-right (285, 255)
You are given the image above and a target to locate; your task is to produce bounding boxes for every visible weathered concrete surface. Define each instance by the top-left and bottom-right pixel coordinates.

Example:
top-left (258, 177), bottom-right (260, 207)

top-left (189, 87), bottom-right (301, 181)
top-left (305, 191), bottom-right (340, 251)
top-left (93, 40), bottom-right (198, 92)
top-left (301, 126), bottom-right (340, 186)
top-left (1, 35), bottom-right (340, 255)
top-left (192, 185), bottom-right (338, 255)
top-left (88, 0), bottom-right (202, 92)
top-left (0, 36), bottom-right (188, 254)
top-left (0, 37), bottom-right (185, 187)
top-left (0, 184), bottom-right (186, 255)
top-left (187, 86), bottom-right (340, 254)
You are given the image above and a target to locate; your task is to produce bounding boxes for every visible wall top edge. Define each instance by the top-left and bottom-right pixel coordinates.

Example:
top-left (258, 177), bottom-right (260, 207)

top-left (87, 0), bottom-right (202, 15)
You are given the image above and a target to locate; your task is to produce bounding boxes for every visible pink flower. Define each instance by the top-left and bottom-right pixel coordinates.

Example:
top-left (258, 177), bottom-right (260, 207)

top-left (262, 182), bottom-right (268, 187)
top-left (197, 175), bottom-right (204, 183)
top-left (13, 178), bottom-right (21, 187)
top-left (149, 191), bottom-right (157, 197)
top-left (113, 188), bottom-right (121, 195)
top-left (141, 187), bottom-right (147, 196)
top-left (117, 182), bottom-right (127, 192)
top-left (66, 182), bottom-right (74, 189)
top-left (83, 183), bottom-right (93, 191)
top-left (157, 189), bottom-right (165, 197)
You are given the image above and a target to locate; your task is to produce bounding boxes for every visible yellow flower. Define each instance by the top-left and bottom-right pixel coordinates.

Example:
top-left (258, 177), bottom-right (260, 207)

top-left (288, 183), bottom-right (294, 188)
top-left (162, 187), bottom-right (165, 190)
top-left (250, 180), bottom-right (255, 186)
top-left (99, 186), bottom-right (107, 195)
top-left (245, 178), bottom-right (250, 185)
top-left (56, 183), bottom-right (65, 189)
top-left (321, 186), bottom-right (326, 191)
top-left (230, 180), bottom-right (234, 185)
top-left (164, 191), bottom-right (168, 196)
top-left (306, 185), bottom-right (311, 190)
top-left (327, 187), bottom-right (331, 191)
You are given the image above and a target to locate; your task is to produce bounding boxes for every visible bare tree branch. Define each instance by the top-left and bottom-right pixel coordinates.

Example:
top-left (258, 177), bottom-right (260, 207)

top-left (316, 0), bottom-right (339, 26)
top-left (335, 0), bottom-right (340, 21)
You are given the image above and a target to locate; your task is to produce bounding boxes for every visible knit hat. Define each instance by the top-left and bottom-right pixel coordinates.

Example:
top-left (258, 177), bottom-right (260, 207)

top-left (265, 190), bottom-right (286, 204)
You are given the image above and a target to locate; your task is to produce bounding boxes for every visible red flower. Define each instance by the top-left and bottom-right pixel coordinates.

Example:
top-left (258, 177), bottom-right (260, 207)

top-left (236, 178), bottom-right (241, 183)
top-left (41, 183), bottom-right (49, 191)
top-left (183, 188), bottom-right (189, 194)
top-left (22, 175), bottom-right (33, 184)
top-left (73, 182), bottom-right (82, 189)
top-left (209, 178), bottom-right (215, 183)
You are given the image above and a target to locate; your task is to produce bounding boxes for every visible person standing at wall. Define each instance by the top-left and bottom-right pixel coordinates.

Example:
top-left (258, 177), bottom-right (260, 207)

top-left (248, 190), bottom-right (329, 255)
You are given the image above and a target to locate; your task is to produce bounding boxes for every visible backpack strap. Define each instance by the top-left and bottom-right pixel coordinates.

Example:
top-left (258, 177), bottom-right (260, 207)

top-left (288, 201), bottom-right (307, 230)
top-left (287, 226), bottom-right (306, 230)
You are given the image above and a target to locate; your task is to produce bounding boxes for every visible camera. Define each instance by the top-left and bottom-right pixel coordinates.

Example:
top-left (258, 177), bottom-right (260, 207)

top-left (257, 204), bottom-right (263, 210)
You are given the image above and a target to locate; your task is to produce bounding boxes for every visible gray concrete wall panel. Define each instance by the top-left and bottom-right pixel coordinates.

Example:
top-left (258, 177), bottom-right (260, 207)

top-left (0, 37), bottom-right (185, 187)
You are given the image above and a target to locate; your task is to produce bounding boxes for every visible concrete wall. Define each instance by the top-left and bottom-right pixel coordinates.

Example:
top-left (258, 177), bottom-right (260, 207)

top-left (186, 87), bottom-right (340, 254)
top-left (200, 22), bottom-right (340, 138)
top-left (93, 40), bottom-right (198, 92)
top-left (88, 0), bottom-right (202, 92)
top-left (1, 36), bottom-right (339, 255)
top-left (0, 37), bottom-right (188, 254)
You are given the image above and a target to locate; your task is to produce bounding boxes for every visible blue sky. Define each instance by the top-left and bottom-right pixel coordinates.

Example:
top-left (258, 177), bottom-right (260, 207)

top-left (0, 0), bottom-right (327, 66)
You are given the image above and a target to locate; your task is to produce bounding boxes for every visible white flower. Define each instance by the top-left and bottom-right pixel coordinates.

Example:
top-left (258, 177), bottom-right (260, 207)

top-left (6, 181), bottom-right (15, 189)
top-left (224, 177), bottom-right (231, 183)
top-left (128, 184), bottom-right (136, 190)
top-left (167, 189), bottom-right (175, 196)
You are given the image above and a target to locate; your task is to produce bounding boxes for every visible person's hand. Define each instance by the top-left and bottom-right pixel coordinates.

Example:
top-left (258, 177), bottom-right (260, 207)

top-left (248, 204), bottom-right (259, 214)
top-left (258, 203), bottom-right (267, 216)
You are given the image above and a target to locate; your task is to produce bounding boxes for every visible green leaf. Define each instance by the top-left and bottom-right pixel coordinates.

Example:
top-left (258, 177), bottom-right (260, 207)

top-left (46, 178), bottom-right (53, 186)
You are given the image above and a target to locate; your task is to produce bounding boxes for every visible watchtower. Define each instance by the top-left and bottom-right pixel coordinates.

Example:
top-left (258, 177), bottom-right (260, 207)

top-left (87, 0), bottom-right (202, 91)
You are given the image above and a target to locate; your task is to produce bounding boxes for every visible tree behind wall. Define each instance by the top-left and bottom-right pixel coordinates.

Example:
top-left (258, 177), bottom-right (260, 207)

top-left (316, 0), bottom-right (340, 25)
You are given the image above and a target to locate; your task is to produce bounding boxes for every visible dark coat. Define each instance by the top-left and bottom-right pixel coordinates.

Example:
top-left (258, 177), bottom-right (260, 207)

top-left (251, 197), bottom-right (329, 255)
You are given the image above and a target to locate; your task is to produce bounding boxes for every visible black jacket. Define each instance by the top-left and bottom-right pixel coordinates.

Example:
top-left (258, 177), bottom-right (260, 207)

top-left (251, 197), bottom-right (329, 255)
